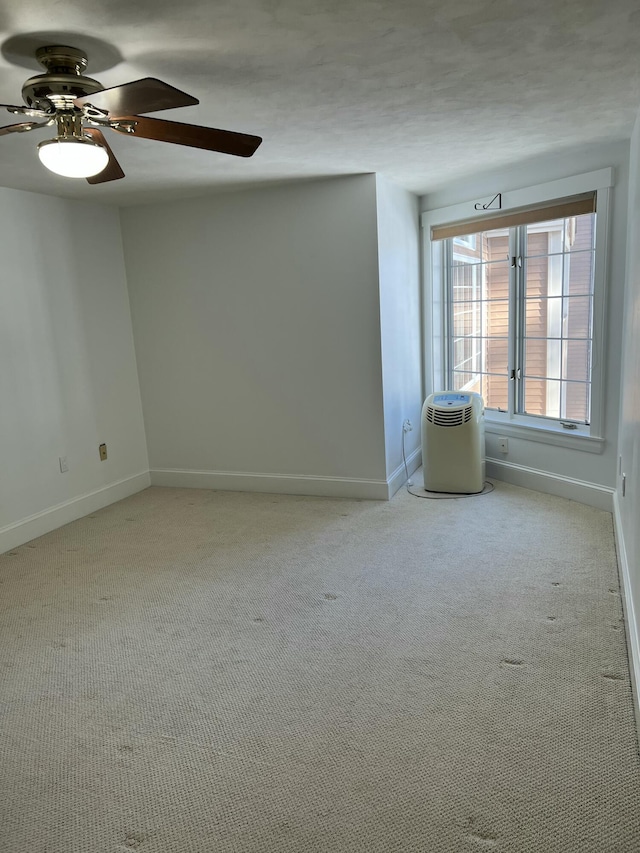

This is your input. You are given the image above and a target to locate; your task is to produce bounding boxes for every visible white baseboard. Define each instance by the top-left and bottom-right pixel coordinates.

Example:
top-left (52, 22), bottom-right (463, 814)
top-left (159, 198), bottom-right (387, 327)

top-left (0, 472), bottom-right (151, 555)
top-left (150, 468), bottom-right (389, 500)
top-left (486, 458), bottom-right (614, 511)
top-left (612, 492), bottom-right (640, 735)
top-left (387, 447), bottom-right (422, 499)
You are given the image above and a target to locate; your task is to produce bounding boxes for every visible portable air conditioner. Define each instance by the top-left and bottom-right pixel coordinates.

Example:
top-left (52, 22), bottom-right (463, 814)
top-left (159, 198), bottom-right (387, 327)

top-left (421, 391), bottom-right (485, 494)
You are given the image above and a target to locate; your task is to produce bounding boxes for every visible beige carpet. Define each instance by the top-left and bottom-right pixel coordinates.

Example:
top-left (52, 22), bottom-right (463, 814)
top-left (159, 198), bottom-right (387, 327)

top-left (1, 481), bottom-right (639, 852)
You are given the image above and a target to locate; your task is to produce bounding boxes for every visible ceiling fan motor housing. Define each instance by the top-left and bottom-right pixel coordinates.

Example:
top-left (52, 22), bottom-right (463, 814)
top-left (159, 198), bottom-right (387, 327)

top-left (21, 46), bottom-right (104, 112)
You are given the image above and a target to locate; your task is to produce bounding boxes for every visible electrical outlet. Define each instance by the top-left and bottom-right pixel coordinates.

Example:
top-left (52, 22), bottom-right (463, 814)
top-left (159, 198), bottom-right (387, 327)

top-left (498, 437), bottom-right (509, 453)
top-left (99, 443), bottom-right (107, 461)
top-left (59, 456), bottom-right (68, 473)
top-left (403, 419), bottom-right (413, 433)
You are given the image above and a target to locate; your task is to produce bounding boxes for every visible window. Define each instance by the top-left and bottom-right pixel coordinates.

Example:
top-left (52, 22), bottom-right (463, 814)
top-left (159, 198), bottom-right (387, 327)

top-left (424, 171), bottom-right (612, 446)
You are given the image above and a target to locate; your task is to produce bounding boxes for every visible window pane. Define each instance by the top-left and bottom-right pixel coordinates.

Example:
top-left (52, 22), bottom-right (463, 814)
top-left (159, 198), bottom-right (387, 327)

top-left (524, 338), bottom-right (561, 380)
top-left (452, 371), bottom-right (481, 395)
top-left (564, 381), bottom-right (590, 422)
top-left (564, 295), bottom-right (592, 339)
top-left (452, 299), bottom-right (509, 338)
top-left (451, 261), bottom-right (510, 299)
top-left (484, 293), bottom-right (510, 336)
top-left (452, 233), bottom-right (510, 266)
top-left (452, 263), bottom-right (482, 300)
top-left (522, 378), bottom-right (589, 422)
top-left (483, 373), bottom-right (509, 411)
top-left (453, 336), bottom-right (508, 376)
top-left (453, 337), bottom-right (481, 374)
top-left (525, 296), bottom-right (550, 338)
top-left (564, 251), bottom-right (594, 296)
top-left (451, 370), bottom-right (508, 411)
top-left (565, 214), bottom-right (595, 253)
top-left (452, 233), bottom-right (481, 258)
top-left (525, 296), bottom-right (592, 339)
top-left (563, 340), bottom-right (591, 384)
top-left (523, 378), bottom-right (554, 417)
top-left (525, 214), bottom-right (595, 258)
top-left (483, 337), bottom-right (509, 375)
top-left (483, 255), bottom-right (511, 299)
top-left (525, 220), bottom-right (564, 259)
top-left (453, 301), bottom-right (478, 337)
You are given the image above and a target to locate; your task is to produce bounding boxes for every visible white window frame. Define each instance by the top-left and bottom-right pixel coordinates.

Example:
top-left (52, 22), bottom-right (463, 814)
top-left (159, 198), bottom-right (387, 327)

top-left (421, 168), bottom-right (613, 454)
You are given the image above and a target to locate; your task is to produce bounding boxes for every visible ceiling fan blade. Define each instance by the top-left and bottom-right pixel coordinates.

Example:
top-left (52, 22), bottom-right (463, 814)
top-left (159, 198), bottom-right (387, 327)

top-left (83, 128), bottom-right (125, 184)
top-left (0, 119), bottom-right (50, 136)
top-left (75, 78), bottom-right (198, 117)
top-left (111, 115), bottom-right (262, 157)
top-left (0, 104), bottom-right (51, 118)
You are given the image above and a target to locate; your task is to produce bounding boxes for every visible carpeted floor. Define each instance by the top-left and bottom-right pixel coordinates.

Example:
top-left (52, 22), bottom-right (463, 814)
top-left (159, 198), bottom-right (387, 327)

top-left (1, 480), bottom-right (639, 852)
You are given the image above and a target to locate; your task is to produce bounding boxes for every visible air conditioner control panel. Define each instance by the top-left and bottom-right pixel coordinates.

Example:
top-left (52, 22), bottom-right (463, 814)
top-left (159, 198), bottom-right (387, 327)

top-left (433, 393), bottom-right (470, 406)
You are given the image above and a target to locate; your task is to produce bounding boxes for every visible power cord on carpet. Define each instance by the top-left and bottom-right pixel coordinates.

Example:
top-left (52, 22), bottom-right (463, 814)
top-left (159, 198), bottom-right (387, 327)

top-left (402, 422), bottom-right (495, 500)
top-left (402, 421), bottom-right (414, 488)
top-left (406, 481), bottom-right (495, 499)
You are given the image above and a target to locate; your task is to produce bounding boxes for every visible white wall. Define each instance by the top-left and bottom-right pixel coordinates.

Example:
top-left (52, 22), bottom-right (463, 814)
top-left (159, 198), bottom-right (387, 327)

top-left (121, 176), bottom-right (390, 498)
top-left (375, 176), bottom-right (422, 493)
top-left (0, 188), bottom-right (149, 553)
top-left (615, 117), bottom-right (640, 722)
top-left (420, 141), bottom-right (630, 507)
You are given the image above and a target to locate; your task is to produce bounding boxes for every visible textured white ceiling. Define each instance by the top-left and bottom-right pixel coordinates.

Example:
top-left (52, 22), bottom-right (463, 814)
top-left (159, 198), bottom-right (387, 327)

top-left (1, 0), bottom-right (639, 205)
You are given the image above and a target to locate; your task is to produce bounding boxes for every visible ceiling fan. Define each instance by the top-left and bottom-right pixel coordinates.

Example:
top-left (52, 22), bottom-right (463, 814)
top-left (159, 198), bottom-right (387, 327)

top-left (0, 44), bottom-right (262, 183)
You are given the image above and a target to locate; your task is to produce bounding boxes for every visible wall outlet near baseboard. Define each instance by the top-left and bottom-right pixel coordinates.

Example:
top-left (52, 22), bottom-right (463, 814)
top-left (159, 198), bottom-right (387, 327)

top-left (403, 419), bottom-right (413, 433)
top-left (498, 437), bottom-right (509, 453)
top-left (59, 456), bottom-right (68, 473)
top-left (99, 443), bottom-right (108, 461)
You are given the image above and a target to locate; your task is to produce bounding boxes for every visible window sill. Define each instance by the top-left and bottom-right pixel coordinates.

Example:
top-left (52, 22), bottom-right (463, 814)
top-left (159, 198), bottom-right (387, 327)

top-left (484, 418), bottom-right (605, 454)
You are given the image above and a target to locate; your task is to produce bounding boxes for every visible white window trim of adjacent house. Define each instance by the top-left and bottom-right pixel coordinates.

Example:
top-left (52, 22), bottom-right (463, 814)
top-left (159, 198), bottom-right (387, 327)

top-left (420, 168), bottom-right (613, 454)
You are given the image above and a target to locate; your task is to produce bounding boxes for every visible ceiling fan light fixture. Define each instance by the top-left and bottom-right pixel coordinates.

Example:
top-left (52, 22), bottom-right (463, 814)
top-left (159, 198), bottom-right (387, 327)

top-left (37, 136), bottom-right (110, 178)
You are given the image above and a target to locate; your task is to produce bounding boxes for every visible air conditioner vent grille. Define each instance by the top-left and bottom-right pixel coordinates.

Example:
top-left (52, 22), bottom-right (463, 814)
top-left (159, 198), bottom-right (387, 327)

top-left (426, 405), bottom-right (473, 427)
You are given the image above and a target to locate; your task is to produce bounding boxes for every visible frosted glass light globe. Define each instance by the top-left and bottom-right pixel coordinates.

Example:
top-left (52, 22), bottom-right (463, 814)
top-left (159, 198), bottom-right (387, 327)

top-left (38, 137), bottom-right (109, 178)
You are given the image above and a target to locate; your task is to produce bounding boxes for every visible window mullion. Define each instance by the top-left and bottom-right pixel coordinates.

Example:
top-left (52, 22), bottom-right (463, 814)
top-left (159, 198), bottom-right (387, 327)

top-left (516, 226), bottom-right (526, 415)
top-left (508, 227), bottom-right (521, 417)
